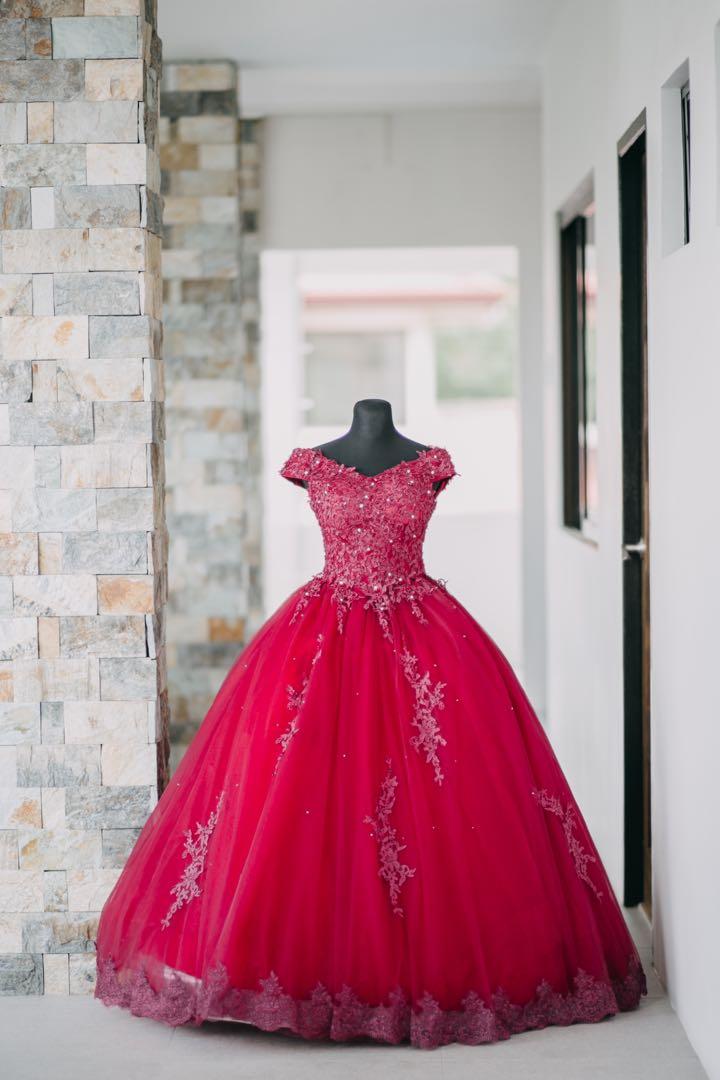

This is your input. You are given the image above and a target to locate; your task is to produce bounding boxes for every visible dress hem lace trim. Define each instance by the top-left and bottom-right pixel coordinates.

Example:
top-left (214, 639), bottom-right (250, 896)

top-left (95, 954), bottom-right (646, 1051)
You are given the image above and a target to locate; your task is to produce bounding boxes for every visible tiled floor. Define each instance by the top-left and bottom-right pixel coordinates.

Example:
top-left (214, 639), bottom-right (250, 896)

top-left (0, 912), bottom-right (708, 1080)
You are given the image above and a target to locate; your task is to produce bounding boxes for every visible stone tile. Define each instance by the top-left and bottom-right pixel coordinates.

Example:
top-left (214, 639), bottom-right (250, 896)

top-left (101, 742), bottom-right (156, 786)
top-left (16, 745), bottom-right (101, 787)
top-left (177, 116), bottom-right (237, 143)
top-left (3, 315), bottom-right (88, 360)
top-left (31, 360), bottom-right (58, 402)
top-left (61, 532), bottom-right (146, 576)
top-left (27, 101), bottom-right (53, 143)
top-left (22, 911), bottom-right (99, 953)
top-left (12, 489), bottom-right (95, 534)
top-left (85, 58), bottom-right (143, 101)
top-left (25, 20), bottom-right (52, 61)
top-left (0, 953), bottom-right (43, 994)
top-left (60, 615), bottom-right (146, 658)
top-left (9, 403), bottom-right (93, 445)
top-left (40, 701), bottom-right (64, 745)
top-left (0, 789), bottom-right (41, 829)
top-left (86, 0), bottom-right (141, 11)
top-left (100, 657), bottom-right (156, 700)
top-left (65, 785), bottom-right (153, 829)
top-left (61, 443), bottom-right (147, 488)
top-left (98, 575), bottom-right (153, 614)
top-left (43, 953), bottom-right (69, 995)
top-left (13, 575), bottom-right (97, 617)
top-left (96, 488), bottom-right (153, 532)
top-left (0, 360), bottom-right (32, 402)
top-left (68, 953), bottom-right (96, 994)
top-left (0, 275), bottom-right (32, 316)
top-left (0, 832), bottom-right (18, 870)
top-left (101, 827), bottom-right (140, 866)
top-left (65, 700), bottom-right (147, 745)
top-left (87, 143), bottom-right (147, 185)
top-left (0, 60), bottom-right (84, 102)
top-left (0, 187), bottom-right (31, 228)
top-left (30, 185), bottom-right (54, 227)
top-left (40, 786), bottom-right (65, 828)
top-left (67, 867), bottom-right (120, 910)
top-left (55, 101), bottom-right (139, 143)
top-left (31, 274), bottom-right (54, 315)
top-left (93, 401), bottom-right (154, 444)
top-left (54, 184), bottom-right (140, 229)
top-left (0, 869), bottom-right (44, 911)
top-left (43, 869), bottom-right (67, 911)
top-left (38, 616), bottom-right (60, 660)
top-left (19, 829), bottom-right (101, 871)
top-left (53, 16), bottom-right (138, 60)
top-left (0, 103), bottom-right (26, 142)
top-left (13, 659), bottom-right (95, 702)
top-left (0, 144), bottom-right (85, 186)
top-left (34, 446), bottom-right (61, 488)
top-left (88, 228), bottom-right (145, 272)
top-left (0, 746), bottom-right (18, 784)
top-left (0, 617), bottom-right (38, 661)
top-left (3, 227), bottom-right (88, 273)
top-left (57, 358), bottom-right (144, 402)
top-left (55, 272), bottom-right (140, 316)
top-left (0, 20), bottom-right (26, 61)
top-left (0, 912), bottom-right (22, 950)
top-left (89, 315), bottom-right (159, 358)
top-left (0, 703), bottom-right (41, 745)
top-left (0, 446), bottom-right (34, 489)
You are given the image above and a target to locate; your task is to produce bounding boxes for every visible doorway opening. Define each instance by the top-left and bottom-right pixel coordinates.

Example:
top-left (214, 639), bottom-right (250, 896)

top-left (618, 115), bottom-right (652, 916)
top-left (261, 247), bottom-right (523, 675)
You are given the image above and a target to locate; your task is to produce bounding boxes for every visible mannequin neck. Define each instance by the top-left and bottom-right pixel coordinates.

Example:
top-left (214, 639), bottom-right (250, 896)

top-left (347, 399), bottom-right (397, 443)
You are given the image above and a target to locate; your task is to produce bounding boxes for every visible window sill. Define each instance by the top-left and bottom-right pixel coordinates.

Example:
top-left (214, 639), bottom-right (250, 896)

top-left (562, 523), bottom-right (599, 549)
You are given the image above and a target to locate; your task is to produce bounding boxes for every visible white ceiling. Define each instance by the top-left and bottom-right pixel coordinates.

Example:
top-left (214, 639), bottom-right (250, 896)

top-left (161, 0), bottom-right (563, 113)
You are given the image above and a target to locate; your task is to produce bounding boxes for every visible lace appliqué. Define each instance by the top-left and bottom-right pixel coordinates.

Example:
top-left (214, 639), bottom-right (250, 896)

top-left (364, 758), bottom-right (416, 917)
top-left (161, 791), bottom-right (225, 930)
top-left (399, 648), bottom-right (447, 784)
top-left (274, 634), bottom-right (324, 774)
top-left (531, 788), bottom-right (603, 900)
top-left (95, 953), bottom-right (646, 1048)
top-left (281, 446), bottom-right (456, 639)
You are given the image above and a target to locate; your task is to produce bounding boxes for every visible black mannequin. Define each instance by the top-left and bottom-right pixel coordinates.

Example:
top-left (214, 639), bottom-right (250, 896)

top-left (298, 398), bottom-right (442, 489)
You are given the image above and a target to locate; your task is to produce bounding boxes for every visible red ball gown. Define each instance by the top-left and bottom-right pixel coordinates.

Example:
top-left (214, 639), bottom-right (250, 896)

top-left (95, 445), bottom-right (646, 1049)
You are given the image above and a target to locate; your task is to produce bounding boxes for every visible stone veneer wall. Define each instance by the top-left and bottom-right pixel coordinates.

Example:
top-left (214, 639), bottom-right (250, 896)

top-left (0, 1), bottom-right (166, 995)
top-left (160, 62), bottom-right (262, 761)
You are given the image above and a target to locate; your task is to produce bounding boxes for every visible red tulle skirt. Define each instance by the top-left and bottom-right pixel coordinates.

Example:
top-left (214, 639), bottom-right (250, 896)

top-left (95, 578), bottom-right (646, 1049)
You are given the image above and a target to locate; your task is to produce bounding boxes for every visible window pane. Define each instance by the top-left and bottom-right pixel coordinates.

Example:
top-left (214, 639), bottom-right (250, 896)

top-left (304, 331), bottom-right (406, 425)
top-left (435, 320), bottom-right (516, 400)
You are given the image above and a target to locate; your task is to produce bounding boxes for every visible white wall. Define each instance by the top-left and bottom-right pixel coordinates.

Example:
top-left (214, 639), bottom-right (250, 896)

top-left (542, 3), bottom-right (720, 1076)
top-left (261, 107), bottom-right (546, 710)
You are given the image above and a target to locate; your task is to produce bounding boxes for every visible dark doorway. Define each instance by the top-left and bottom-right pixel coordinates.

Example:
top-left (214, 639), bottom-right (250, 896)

top-left (618, 115), bottom-right (651, 914)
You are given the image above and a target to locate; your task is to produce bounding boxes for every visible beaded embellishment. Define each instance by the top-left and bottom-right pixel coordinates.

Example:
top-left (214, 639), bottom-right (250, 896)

top-left (399, 648), bottom-right (447, 785)
top-left (161, 791), bottom-right (225, 930)
top-left (531, 788), bottom-right (603, 900)
top-left (274, 634), bottom-right (324, 774)
top-left (280, 446), bottom-right (456, 637)
top-left (364, 759), bottom-right (416, 917)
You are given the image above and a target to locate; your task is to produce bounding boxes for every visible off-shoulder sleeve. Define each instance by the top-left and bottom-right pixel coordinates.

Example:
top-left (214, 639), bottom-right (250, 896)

top-left (425, 447), bottom-right (457, 493)
top-left (279, 447), bottom-right (316, 488)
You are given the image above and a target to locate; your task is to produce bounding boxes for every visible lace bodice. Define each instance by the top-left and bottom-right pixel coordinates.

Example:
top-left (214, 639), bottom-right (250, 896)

top-left (280, 446), bottom-right (457, 635)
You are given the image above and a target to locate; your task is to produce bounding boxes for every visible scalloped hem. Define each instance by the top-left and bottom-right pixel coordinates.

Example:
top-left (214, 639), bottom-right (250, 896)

top-left (95, 954), bottom-right (646, 1050)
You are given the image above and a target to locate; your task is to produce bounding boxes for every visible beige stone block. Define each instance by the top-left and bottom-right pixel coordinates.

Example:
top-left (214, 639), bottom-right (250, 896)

top-left (165, 62), bottom-right (235, 93)
top-left (2, 229), bottom-right (88, 274)
top-left (101, 742), bottom-right (155, 786)
top-left (87, 144), bottom-right (147, 186)
top-left (98, 575), bottom-right (153, 615)
top-left (69, 954), bottom-right (96, 995)
top-left (0, 661), bottom-right (13, 703)
top-left (0, 869), bottom-right (43, 910)
top-left (0, 405), bottom-right (8, 445)
top-left (67, 867), bottom-right (120, 909)
top-left (38, 533), bottom-right (62, 574)
top-left (19, 828), bottom-right (101, 871)
top-left (0, 534), bottom-right (37, 576)
top-left (0, 832), bottom-right (18, 869)
top-left (13, 659), bottom-right (95, 703)
top-left (0, 789), bottom-right (40, 829)
top-left (177, 116), bottom-right (236, 144)
top-left (88, 228), bottom-right (145, 272)
top-left (198, 144), bottom-right (237, 170)
top-left (3, 316), bottom-right (89, 361)
top-left (32, 360), bottom-right (58, 402)
top-left (44, 953), bottom-right (70, 995)
top-left (85, 0), bottom-right (141, 11)
top-left (61, 443), bottom-right (147, 489)
top-left (41, 787), bottom-right (65, 830)
top-left (65, 700), bottom-right (146, 744)
top-left (13, 575), bottom-right (97, 617)
top-left (162, 196), bottom-right (199, 225)
top-left (139, 272), bottom-right (162, 320)
top-left (0, 495), bottom-right (11, 532)
top-left (85, 59), bottom-right (143, 101)
top-left (57, 358), bottom-right (143, 402)
top-left (38, 617), bottom-right (60, 660)
top-left (0, 913), bottom-right (23, 951)
top-left (0, 275), bottom-right (32, 316)
top-left (27, 102), bottom-right (53, 144)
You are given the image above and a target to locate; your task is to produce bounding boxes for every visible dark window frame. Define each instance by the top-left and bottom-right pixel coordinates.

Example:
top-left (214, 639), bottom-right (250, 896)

top-left (680, 79), bottom-right (691, 244)
top-left (559, 195), bottom-right (596, 534)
